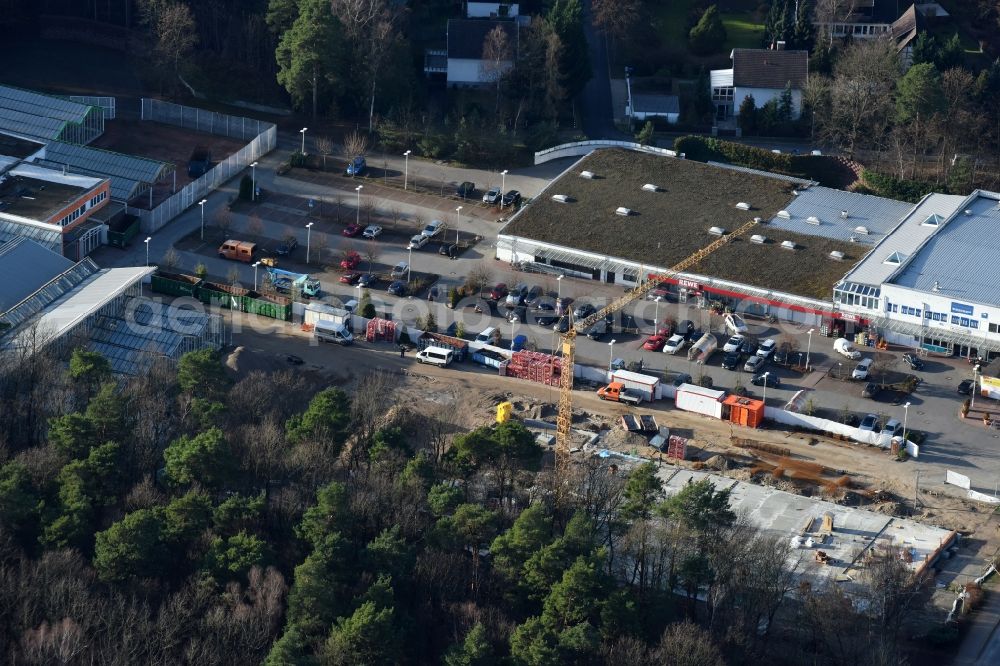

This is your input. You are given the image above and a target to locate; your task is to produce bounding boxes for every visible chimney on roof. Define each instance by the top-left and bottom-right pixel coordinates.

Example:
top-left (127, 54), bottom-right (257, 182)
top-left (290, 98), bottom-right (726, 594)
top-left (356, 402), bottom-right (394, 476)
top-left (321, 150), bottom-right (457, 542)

top-left (776, 40), bottom-right (786, 50)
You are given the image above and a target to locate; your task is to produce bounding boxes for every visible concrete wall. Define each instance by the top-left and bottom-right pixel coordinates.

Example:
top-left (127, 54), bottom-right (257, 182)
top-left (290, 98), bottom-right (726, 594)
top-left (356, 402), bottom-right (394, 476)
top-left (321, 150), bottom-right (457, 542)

top-left (765, 406), bottom-right (919, 457)
top-left (534, 141), bottom-right (680, 165)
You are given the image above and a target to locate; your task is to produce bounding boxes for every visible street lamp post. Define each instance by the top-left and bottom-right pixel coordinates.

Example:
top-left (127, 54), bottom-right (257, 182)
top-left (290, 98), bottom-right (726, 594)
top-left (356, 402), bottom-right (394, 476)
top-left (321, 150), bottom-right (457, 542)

top-left (972, 365), bottom-right (980, 410)
top-left (407, 247), bottom-right (412, 284)
top-left (250, 161), bottom-right (258, 201)
top-left (625, 66), bottom-right (634, 131)
top-left (455, 206), bottom-right (462, 243)
top-left (355, 185), bottom-right (363, 226)
top-left (556, 274), bottom-right (564, 302)
top-left (403, 150), bottom-right (411, 190)
top-left (500, 169), bottom-right (508, 206)
top-left (806, 328), bottom-right (815, 370)
top-left (305, 222), bottom-right (314, 264)
top-left (144, 236), bottom-right (151, 266)
top-left (198, 199), bottom-right (207, 240)
top-left (299, 127), bottom-right (307, 154)
top-left (252, 261), bottom-right (261, 291)
top-left (761, 372), bottom-right (770, 406)
top-left (510, 319), bottom-right (516, 351)
top-left (903, 401), bottom-right (911, 442)
top-left (654, 296), bottom-right (662, 333)
top-left (608, 339), bottom-right (616, 372)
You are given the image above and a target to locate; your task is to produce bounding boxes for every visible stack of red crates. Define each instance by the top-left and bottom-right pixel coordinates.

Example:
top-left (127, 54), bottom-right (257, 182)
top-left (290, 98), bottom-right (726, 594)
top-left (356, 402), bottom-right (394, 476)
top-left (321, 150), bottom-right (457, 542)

top-left (366, 318), bottom-right (396, 342)
top-left (499, 350), bottom-right (562, 386)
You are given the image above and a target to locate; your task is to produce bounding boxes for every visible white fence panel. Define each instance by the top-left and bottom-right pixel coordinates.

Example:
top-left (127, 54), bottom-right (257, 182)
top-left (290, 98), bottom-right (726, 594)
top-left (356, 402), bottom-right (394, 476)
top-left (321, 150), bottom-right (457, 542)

top-left (535, 140), bottom-right (680, 165)
top-left (69, 95), bottom-right (116, 120)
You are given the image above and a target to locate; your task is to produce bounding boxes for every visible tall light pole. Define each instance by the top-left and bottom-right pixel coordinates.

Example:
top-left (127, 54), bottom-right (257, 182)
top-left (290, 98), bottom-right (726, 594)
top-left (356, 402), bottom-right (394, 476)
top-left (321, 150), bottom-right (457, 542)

top-left (972, 364), bottom-right (980, 410)
top-left (625, 66), bottom-right (634, 131)
top-left (144, 236), bottom-right (151, 266)
top-left (902, 401), bottom-right (911, 442)
top-left (510, 319), bottom-right (516, 351)
top-left (299, 127), bottom-right (307, 154)
top-left (407, 246), bottom-right (412, 284)
top-left (198, 199), bottom-right (207, 240)
top-left (305, 222), bottom-right (314, 264)
top-left (608, 339), bottom-right (617, 371)
top-left (403, 150), bottom-right (411, 190)
top-left (455, 206), bottom-right (462, 243)
top-left (654, 296), bottom-right (662, 333)
top-left (250, 162), bottom-right (258, 201)
top-left (252, 261), bottom-right (261, 291)
top-left (500, 169), bottom-right (508, 206)
top-left (355, 185), bottom-right (363, 226)
top-left (556, 274), bottom-right (564, 302)
top-left (805, 328), bottom-right (815, 370)
top-left (761, 371), bottom-right (770, 406)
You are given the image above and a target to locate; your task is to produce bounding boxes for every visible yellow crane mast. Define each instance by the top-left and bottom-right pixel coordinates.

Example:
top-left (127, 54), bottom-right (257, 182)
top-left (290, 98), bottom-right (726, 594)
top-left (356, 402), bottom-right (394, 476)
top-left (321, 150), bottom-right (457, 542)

top-left (555, 218), bottom-right (761, 477)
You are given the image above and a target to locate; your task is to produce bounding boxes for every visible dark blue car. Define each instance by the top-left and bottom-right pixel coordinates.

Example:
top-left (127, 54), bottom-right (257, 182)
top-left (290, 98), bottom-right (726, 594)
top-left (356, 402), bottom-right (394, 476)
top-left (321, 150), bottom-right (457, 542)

top-left (387, 280), bottom-right (407, 296)
top-left (346, 156), bottom-right (366, 176)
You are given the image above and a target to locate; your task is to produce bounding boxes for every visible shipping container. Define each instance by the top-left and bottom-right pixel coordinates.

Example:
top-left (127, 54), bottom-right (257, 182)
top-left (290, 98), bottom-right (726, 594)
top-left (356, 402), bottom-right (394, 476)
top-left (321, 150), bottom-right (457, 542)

top-left (151, 271), bottom-right (202, 298)
top-left (675, 383), bottom-right (726, 419)
top-left (723, 395), bottom-right (765, 428)
top-left (418, 331), bottom-right (469, 361)
top-left (107, 216), bottom-right (140, 248)
top-left (609, 369), bottom-right (661, 401)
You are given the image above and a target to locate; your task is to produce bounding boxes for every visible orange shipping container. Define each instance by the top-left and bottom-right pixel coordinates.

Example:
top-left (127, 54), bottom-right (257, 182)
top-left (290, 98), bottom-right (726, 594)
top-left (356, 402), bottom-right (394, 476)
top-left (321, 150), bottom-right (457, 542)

top-left (723, 395), bottom-right (765, 428)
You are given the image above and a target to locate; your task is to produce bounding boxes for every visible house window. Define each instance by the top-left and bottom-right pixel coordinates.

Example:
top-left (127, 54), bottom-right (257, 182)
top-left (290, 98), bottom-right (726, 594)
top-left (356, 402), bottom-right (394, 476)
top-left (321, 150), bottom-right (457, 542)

top-left (990, 323), bottom-right (1000, 334)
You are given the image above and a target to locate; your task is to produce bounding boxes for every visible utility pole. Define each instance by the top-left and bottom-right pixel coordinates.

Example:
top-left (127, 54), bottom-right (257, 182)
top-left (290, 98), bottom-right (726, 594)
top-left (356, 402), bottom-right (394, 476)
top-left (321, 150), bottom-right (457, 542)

top-left (914, 470), bottom-right (921, 513)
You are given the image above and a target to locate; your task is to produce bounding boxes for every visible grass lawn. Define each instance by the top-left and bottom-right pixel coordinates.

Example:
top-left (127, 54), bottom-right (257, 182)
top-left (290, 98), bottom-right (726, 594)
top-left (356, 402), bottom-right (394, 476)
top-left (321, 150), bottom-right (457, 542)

top-left (650, 0), bottom-right (693, 46)
top-left (721, 13), bottom-right (766, 50)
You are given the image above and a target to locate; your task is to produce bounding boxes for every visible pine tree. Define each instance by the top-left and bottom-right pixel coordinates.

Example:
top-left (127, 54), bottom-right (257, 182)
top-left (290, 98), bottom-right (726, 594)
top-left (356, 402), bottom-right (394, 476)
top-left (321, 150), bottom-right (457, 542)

top-left (689, 5), bottom-right (727, 55)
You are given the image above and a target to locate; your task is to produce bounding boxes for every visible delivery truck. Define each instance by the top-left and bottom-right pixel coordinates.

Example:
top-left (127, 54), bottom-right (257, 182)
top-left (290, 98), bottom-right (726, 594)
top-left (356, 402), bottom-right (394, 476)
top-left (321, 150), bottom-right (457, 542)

top-left (687, 332), bottom-right (718, 364)
top-left (266, 267), bottom-right (322, 297)
top-left (606, 369), bottom-right (661, 401)
top-left (597, 382), bottom-right (644, 405)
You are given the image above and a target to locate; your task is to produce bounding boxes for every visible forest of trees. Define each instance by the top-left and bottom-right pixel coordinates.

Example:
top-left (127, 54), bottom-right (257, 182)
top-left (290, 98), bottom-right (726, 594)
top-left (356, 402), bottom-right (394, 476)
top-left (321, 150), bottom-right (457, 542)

top-left (0, 343), bottom-right (930, 664)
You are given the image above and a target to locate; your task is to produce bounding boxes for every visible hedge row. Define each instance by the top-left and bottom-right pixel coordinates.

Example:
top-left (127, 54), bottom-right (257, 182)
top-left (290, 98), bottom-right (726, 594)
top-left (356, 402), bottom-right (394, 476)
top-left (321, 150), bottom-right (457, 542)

top-left (673, 135), bottom-right (803, 174)
top-left (860, 169), bottom-right (942, 203)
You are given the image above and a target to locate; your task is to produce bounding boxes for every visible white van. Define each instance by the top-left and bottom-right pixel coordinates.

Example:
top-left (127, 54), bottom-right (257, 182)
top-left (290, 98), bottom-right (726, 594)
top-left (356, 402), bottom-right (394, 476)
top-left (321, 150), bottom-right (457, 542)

top-left (416, 346), bottom-right (454, 367)
top-left (475, 327), bottom-right (501, 345)
top-left (315, 320), bottom-right (353, 346)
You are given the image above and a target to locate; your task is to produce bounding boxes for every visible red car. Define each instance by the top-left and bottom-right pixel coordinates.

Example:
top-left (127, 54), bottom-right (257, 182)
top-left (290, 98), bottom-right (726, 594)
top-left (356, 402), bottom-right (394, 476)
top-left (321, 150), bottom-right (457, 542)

top-left (339, 271), bottom-right (362, 285)
top-left (642, 335), bottom-right (666, 352)
top-left (340, 251), bottom-right (361, 270)
top-left (342, 223), bottom-right (362, 237)
top-left (489, 283), bottom-right (508, 300)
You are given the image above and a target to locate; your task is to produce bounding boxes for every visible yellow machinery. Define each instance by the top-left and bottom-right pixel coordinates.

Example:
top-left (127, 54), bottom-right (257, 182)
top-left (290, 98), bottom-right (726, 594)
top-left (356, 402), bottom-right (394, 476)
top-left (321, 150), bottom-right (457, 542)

top-left (555, 218), bottom-right (761, 477)
top-left (496, 401), bottom-right (514, 423)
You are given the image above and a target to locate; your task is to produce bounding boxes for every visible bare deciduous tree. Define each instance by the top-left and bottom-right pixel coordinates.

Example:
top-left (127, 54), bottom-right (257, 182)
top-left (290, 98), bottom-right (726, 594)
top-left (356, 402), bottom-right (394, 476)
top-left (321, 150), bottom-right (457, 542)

top-left (820, 39), bottom-right (898, 157)
top-left (363, 240), bottom-right (380, 274)
top-left (315, 136), bottom-right (334, 170)
top-left (343, 130), bottom-right (369, 159)
top-left (155, 2), bottom-right (198, 74)
top-left (161, 247), bottom-right (180, 270)
top-left (480, 24), bottom-right (513, 115)
top-left (312, 233), bottom-right (329, 265)
top-left (246, 212), bottom-right (264, 238)
top-left (465, 261), bottom-right (494, 296)
top-left (214, 208), bottom-right (232, 236)
top-left (362, 196), bottom-right (377, 225)
top-left (388, 205), bottom-right (402, 230)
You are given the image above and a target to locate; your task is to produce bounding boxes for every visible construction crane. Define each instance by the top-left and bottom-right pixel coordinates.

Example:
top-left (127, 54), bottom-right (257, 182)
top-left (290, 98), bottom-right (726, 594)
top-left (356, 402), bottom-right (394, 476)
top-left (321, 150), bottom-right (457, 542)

top-left (555, 218), bottom-right (761, 478)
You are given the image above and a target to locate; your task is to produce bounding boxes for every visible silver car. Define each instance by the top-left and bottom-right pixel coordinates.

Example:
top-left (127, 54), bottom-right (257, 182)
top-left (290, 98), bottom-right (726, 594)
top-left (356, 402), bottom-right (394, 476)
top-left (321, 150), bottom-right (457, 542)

top-left (744, 355), bottom-right (766, 373)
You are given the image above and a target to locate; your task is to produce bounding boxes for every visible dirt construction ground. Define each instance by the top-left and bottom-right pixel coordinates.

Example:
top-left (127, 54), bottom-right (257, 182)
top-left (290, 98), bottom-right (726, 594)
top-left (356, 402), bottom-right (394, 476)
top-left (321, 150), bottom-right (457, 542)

top-left (229, 321), bottom-right (994, 536)
top-left (89, 118), bottom-right (247, 207)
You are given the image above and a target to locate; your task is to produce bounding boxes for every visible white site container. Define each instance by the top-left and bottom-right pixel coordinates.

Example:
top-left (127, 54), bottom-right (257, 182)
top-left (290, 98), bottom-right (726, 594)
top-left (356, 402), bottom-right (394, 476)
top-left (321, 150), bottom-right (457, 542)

top-left (609, 369), bottom-right (661, 401)
top-left (675, 383), bottom-right (726, 419)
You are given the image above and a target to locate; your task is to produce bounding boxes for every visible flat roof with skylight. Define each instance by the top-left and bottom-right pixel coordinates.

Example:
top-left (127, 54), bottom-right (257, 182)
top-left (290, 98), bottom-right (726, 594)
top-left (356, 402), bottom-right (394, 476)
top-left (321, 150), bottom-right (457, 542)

top-left (0, 165), bottom-right (103, 224)
top-left (500, 148), bottom-right (865, 299)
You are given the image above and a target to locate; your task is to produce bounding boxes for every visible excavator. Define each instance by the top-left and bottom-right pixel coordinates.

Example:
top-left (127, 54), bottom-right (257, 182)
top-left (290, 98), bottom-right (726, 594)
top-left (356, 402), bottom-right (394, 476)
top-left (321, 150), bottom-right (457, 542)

top-left (554, 218), bottom-right (761, 480)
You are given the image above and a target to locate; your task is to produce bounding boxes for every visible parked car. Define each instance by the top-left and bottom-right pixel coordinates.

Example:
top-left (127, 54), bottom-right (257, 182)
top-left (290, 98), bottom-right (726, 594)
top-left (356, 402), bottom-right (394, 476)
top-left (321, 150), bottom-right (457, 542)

top-left (387, 280), bottom-right (407, 296)
top-left (489, 283), bottom-right (509, 301)
top-left (724, 313), bottom-right (748, 335)
top-left (422, 220), bottom-right (445, 237)
top-left (663, 334), bottom-right (686, 355)
top-left (586, 320), bottom-right (608, 340)
top-left (553, 316), bottom-right (570, 333)
top-left (362, 224), bottom-right (383, 239)
top-left (880, 418), bottom-right (903, 439)
top-left (647, 282), bottom-right (670, 300)
top-left (502, 190), bottom-right (521, 207)
top-left (723, 334), bottom-right (745, 353)
top-left (862, 382), bottom-right (880, 399)
top-left (852, 357), bottom-right (874, 380)
top-left (342, 223), bottom-right (363, 237)
top-left (345, 156), bottom-right (366, 176)
top-left (456, 182), bottom-right (475, 198)
top-left (275, 237), bottom-right (298, 255)
top-left (357, 273), bottom-right (377, 288)
top-left (286, 354), bottom-right (304, 365)
top-left (958, 378), bottom-right (975, 395)
top-left (744, 355), bottom-right (766, 373)
top-left (524, 285), bottom-right (544, 308)
top-left (534, 303), bottom-right (558, 326)
top-left (407, 234), bottom-right (429, 250)
top-left (672, 373), bottom-right (693, 387)
top-left (722, 351), bottom-right (741, 370)
top-left (483, 188), bottom-right (502, 204)
top-left (902, 353), bottom-right (924, 370)
top-left (751, 373), bottom-right (780, 387)
top-left (187, 146), bottom-right (212, 178)
top-left (859, 413), bottom-right (879, 432)
top-left (439, 243), bottom-right (457, 257)
top-left (643, 335), bottom-right (667, 352)
top-left (390, 261), bottom-right (408, 279)
top-left (340, 251), bottom-right (361, 270)
top-left (757, 338), bottom-right (777, 359)
top-left (505, 283), bottom-right (529, 308)
top-left (677, 319), bottom-right (696, 340)
top-left (834, 338), bottom-right (862, 360)
top-left (338, 272), bottom-right (362, 285)
top-left (573, 303), bottom-right (596, 319)
top-left (773, 347), bottom-right (789, 365)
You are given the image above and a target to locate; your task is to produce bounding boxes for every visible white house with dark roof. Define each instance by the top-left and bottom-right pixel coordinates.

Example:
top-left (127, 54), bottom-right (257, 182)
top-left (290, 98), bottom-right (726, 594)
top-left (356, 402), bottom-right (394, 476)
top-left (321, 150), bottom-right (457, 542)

top-left (627, 94), bottom-right (680, 124)
top-left (711, 48), bottom-right (808, 121)
top-left (442, 19), bottom-right (518, 87)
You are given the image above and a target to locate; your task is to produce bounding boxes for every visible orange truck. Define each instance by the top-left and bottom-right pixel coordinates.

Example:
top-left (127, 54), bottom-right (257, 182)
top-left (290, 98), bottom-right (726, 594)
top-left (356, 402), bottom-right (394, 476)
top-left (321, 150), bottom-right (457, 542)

top-left (597, 382), bottom-right (643, 405)
top-left (217, 240), bottom-right (257, 263)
